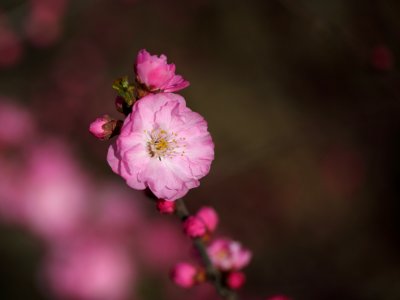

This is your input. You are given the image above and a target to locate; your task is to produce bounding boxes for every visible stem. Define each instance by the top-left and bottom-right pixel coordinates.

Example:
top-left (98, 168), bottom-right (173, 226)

top-left (175, 199), bottom-right (238, 300)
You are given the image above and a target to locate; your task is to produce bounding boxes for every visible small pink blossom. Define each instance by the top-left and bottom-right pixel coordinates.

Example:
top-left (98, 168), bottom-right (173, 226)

top-left (196, 206), bottom-right (218, 233)
top-left (207, 238), bottom-right (252, 271)
top-left (135, 49), bottom-right (189, 92)
top-left (107, 93), bottom-right (214, 201)
top-left (170, 262), bottom-right (198, 288)
top-left (226, 271), bottom-right (246, 289)
top-left (183, 216), bottom-right (207, 238)
top-left (156, 199), bottom-right (176, 214)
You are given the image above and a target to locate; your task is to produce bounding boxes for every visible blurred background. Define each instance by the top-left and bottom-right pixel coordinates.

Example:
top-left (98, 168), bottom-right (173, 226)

top-left (0, 0), bottom-right (400, 299)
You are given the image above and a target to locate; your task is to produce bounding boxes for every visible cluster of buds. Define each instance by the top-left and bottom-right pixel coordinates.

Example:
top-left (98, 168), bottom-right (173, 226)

top-left (169, 203), bottom-right (252, 291)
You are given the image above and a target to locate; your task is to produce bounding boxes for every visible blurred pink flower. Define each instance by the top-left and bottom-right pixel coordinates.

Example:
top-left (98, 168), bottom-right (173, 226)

top-left (44, 237), bottom-right (135, 300)
top-left (196, 206), bottom-right (218, 233)
top-left (0, 99), bottom-right (36, 146)
top-left (22, 141), bottom-right (91, 240)
top-left (107, 93), bottom-right (214, 201)
top-left (135, 49), bottom-right (189, 92)
top-left (207, 238), bottom-right (252, 271)
top-left (226, 271), bottom-right (246, 289)
top-left (183, 216), bottom-right (207, 238)
top-left (170, 262), bottom-right (198, 288)
top-left (25, 0), bottom-right (68, 47)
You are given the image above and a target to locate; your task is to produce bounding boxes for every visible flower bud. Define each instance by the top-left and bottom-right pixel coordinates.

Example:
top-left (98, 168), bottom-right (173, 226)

top-left (196, 206), bottom-right (218, 233)
top-left (170, 262), bottom-right (197, 288)
top-left (226, 271), bottom-right (246, 290)
top-left (156, 199), bottom-right (175, 214)
top-left (183, 216), bottom-right (207, 238)
top-left (89, 115), bottom-right (120, 140)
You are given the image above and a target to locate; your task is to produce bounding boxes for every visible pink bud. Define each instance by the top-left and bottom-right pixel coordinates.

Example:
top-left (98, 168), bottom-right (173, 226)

top-left (226, 271), bottom-right (246, 289)
top-left (183, 216), bottom-right (207, 238)
top-left (156, 199), bottom-right (175, 214)
top-left (170, 262), bottom-right (197, 288)
top-left (196, 206), bottom-right (218, 233)
top-left (89, 115), bottom-right (113, 140)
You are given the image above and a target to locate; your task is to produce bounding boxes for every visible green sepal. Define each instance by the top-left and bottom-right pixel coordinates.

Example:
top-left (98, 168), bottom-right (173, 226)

top-left (112, 76), bottom-right (135, 106)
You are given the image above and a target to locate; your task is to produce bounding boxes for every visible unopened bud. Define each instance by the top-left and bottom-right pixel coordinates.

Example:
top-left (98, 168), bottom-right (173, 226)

top-left (183, 216), bottom-right (207, 238)
top-left (89, 115), bottom-right (121, 140)
top-left (226, 271), bottom-right (246, 289)
top-left (170, 262), bottom-right (198, 288)
top-left (156, 199), bottom-right (175, 214)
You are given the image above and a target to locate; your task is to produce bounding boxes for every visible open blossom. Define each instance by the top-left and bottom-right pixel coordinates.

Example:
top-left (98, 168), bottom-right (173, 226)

top-left (135, 49), bottom-right (189, 92)
top-left (107, 93), bottom-right (214, 201)
top-left (207, 238), bottom-right (252, 271)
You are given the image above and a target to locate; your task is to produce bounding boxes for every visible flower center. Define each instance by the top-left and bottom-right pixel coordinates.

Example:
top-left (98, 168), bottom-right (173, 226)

top-left (146, 128), bottom-right (186, 160)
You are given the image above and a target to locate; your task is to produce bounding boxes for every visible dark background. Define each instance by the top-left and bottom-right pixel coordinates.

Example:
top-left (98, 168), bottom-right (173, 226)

top-left (1, 0), bottom-right (400, 299)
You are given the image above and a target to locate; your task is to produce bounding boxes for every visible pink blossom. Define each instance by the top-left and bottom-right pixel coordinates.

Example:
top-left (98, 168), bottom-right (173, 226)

top-left (107, 93), bottom-right (214, 201)
top-left (135, 49), bottom-right (189, 92)
top-left (44, 237), bottom-right (134, 300)
top-left (196, 206), bottom-right (218, 232)
top-left (226, 271), bottom-right (246, 289)
top-left (183, 216), bottom-right (207, 238)
top-left (207, 238), bottom-right (252, 271)
top-left (170, 262), bottom-right (198, 288)
top-left (156, 199), bottom-right (176, 214)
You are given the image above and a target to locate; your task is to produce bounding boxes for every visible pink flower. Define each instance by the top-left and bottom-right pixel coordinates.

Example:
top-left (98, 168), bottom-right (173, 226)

top-left (183, 216), bottom-right (207, 238)
top-left (156, 199), bottom-right (176, 214)
top-left (170, 262), bottom-right (198, 288)
top-left (196, 206), bottom-right (218, 232)
top-left (226, 271), bottom-right (246, 289)
top-left (135, 49), bottom-right (189, 92)
top-left (207, 238), bottom-right (252, 271)
top-left (107, 93), bottom-right (214, 201)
